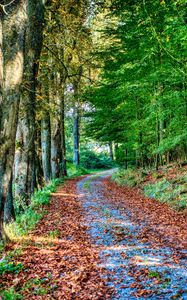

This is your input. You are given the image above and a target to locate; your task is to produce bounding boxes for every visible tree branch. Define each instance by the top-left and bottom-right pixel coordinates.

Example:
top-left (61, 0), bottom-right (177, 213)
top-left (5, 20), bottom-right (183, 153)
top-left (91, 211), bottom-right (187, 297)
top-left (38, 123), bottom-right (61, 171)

top-left (0, 0), bottom-right (17, 15)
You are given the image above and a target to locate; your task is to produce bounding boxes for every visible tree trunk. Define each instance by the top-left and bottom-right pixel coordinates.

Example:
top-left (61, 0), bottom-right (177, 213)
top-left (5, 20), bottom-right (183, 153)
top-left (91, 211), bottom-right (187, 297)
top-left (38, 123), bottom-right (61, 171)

top-left (59, 84), bottom-right (67, 176)
top-left (0, 0), bottom-right (45, 239)
top-left (41, 113), bottom-right (51, 183)
top-left (14, 116), bottom-right (29, 201)
top-left (73, 81), bottom-right (80, 167)
top-left (0, 11), bottom-right (4, 240)
top-left (51, 118), bottom-right (61, 178)
top-left (0, 1), bottom-right (27, 240)
top-left (73, 103), bottom-right (80, 167)
top-left (22, 0), bottom-right (44, 199)
top-left (109, 142), bottom-right (114, 161)
top-left (4, 173), bottom-right (15, 224)
top-left (49, 76), bottom-right (61, 179)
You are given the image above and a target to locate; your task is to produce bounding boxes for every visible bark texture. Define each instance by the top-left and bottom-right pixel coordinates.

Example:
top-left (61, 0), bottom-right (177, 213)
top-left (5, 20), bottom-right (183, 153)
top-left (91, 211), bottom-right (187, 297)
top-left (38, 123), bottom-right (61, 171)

top-left (0, 1), bottom-right (27, 240)
top-left (73, 81), bottom-right (80, 167)
top-left (0, 0), bottom-right (45, 240)
top-left (41, 113), bottom-right (51, 183)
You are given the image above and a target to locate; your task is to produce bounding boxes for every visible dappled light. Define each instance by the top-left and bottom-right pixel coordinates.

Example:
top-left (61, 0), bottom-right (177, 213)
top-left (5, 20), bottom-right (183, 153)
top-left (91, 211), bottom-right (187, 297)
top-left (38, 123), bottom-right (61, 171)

top-left (51, 192), bottom-right (82, 198)
top-left (0, 0), bottom-right (187, 299)
top-left (5, 51), bottom-right (24, 88)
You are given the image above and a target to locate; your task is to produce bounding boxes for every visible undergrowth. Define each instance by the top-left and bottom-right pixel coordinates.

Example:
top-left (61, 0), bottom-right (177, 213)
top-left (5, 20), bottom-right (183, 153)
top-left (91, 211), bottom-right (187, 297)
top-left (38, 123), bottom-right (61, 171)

top-left (67, 162), bottom-right (106, 178)
top-left (112, 167), bottom-right (187, 211)
top-left (0, 259), bottom-right (24, 275)
top-left (67, 162), bottom-right (89, 177)
top-left (112, 168), bottom-right (147, 187)
top-left (144, 175), bottom-right (187, 211)
top-left (5, 178), bottom-right (64, 239)
top-left (0, 287), bottom-right (23, 300)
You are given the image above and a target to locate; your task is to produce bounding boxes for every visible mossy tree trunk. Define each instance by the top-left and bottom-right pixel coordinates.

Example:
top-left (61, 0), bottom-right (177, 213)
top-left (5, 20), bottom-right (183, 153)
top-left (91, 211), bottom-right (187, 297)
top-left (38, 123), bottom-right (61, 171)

top-left (4, 172), bottom-right (15, 224)
top-left (41, 112), bottom-right (51, 183)
top-left (22, 0), bottom-right (44, 200)
top-left (0, 0), bottom-right (45, 240)
top-left (0, 1), bottom-right (27, 240)
top-left (73, 80), bottom-right (81, 167)
top-left (59, 82), bottom-right (67, 176)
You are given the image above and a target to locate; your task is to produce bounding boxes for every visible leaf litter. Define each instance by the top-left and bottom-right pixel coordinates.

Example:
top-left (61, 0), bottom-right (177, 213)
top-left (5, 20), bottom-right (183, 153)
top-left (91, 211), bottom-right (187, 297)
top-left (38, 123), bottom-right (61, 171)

top-left (77, 171), bottom-right (187, 299)
top-left (0, 178), bottom-right (112, 299)
top-left (1, 170), bottom-right (187, 299)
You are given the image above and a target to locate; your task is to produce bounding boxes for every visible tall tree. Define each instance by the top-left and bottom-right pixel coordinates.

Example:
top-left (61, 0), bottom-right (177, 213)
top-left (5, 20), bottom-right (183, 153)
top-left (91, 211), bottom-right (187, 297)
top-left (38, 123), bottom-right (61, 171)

top-left (0, 1), bottom-right (27, 239)
top-left (0, 0), bottom-right (45, 239)
top-left (85, 0), bottom-right (187, 167)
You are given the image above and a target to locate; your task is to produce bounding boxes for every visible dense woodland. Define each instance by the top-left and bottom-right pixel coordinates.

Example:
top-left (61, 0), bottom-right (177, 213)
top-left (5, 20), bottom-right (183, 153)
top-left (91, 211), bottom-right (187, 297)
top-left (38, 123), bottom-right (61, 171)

top-left (0, 0), bottom-right (186, 242)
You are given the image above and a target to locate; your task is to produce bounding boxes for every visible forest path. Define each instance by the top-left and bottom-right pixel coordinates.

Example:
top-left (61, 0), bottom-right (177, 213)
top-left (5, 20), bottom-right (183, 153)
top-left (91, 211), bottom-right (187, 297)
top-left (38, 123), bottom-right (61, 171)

top-left (77, 171), bottom-right (187, 300)
top-left (1, 172), bottom-right (187, 299)
top-left (0, 177), bottom-right (110, 299)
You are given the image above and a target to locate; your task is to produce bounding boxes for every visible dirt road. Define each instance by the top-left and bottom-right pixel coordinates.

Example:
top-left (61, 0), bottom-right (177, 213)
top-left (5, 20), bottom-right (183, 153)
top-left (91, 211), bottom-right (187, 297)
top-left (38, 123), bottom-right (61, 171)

top-left (1, 171), bottom-right (187, 299)
top-left (77, 171), bottom-right (187, 300)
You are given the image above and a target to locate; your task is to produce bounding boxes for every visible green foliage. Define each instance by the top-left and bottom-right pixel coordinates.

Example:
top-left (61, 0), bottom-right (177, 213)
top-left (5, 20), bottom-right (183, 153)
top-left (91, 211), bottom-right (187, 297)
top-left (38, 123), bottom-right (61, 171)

top-left (80, 150), bottom-right (115, 169)
top-left (84, 0), bottom-right (187, 167)
top-left (112, 168), bottom-right (146, 187)
top-left (0, 288), bottom-right (23, 300)
top-left (22, 277), bottom-right (54, 296)
top-left (113, 167), bottom-right (187, 210)
top-left (0, 259), bottom-right (23, 275)
top-left (31, 178), bottom-right (64, 208)
top-left (67, 162), bottom-right (89, 177)
top-left (144, 175), bottom-right (187, 210)
top-left (6, 179), bottom-right (64, 238)
top-left (48, 230), bottom-right (60, 238)
top-left (148, 271), bottom-right (161, 279)
top-left (7, 205), bottom-right (43, 239)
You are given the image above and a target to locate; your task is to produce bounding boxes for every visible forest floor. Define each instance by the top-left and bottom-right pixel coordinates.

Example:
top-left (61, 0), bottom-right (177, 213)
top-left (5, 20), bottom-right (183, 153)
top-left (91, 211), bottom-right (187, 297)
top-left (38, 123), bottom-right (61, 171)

top-left (0, 170), bottom-right (187, 299)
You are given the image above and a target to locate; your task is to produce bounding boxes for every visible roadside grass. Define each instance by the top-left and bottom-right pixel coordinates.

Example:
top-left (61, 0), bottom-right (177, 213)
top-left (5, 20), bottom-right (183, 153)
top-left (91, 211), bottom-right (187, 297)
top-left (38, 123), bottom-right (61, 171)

top-left (144, 175), bottom-right (187, 211)
top-left (112, 168), bottom-right (147, 187)
top-left (112, 167), bottom-right (187, 211)
top-left (5, 178), bottom-right (64, 240)
top-left (66, 162), bottom-right (108, 178)
top-left (0, 276), bottom-right (55, 299)
top-left (67, 163), bottom-right (89, 177)
top-left (0, 287), bottom-right (23, 300)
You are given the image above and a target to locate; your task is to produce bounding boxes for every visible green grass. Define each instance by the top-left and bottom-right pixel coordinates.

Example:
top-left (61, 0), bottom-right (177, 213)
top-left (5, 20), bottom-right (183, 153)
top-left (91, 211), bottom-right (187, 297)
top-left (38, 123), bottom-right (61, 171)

top-left (82, 178), bottom-right (93, 190)
top-left (66, 162), bottom-right (89, 177)
top-left (0, 259), bottom-right (24, 275)
top-left (148, 271), bottom-right (161, 279)
top-left (66, 162), bottom-right (108, 178)
top-left (112, 167), bottom-right (187, 211)
top-left (144, 175), bottom-right (187, 211)
top-left (0, 277), bottom-right (54, 299)
top-left (0, 288), bottom-right (23, 300)
top-left (48, 229), bottom-right (60, 238)
top-left (5, 178), bottom-right (64, 239)
top-left (23, 278), bottom-right (49, 295)
top-left (112, 168), bottom-right (147, 187)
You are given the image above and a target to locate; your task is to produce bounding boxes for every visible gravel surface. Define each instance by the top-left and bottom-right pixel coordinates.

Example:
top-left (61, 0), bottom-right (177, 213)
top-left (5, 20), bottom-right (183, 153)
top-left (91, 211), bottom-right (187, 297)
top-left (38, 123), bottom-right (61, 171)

top-left (77, 171), bottom-right (187, 300)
